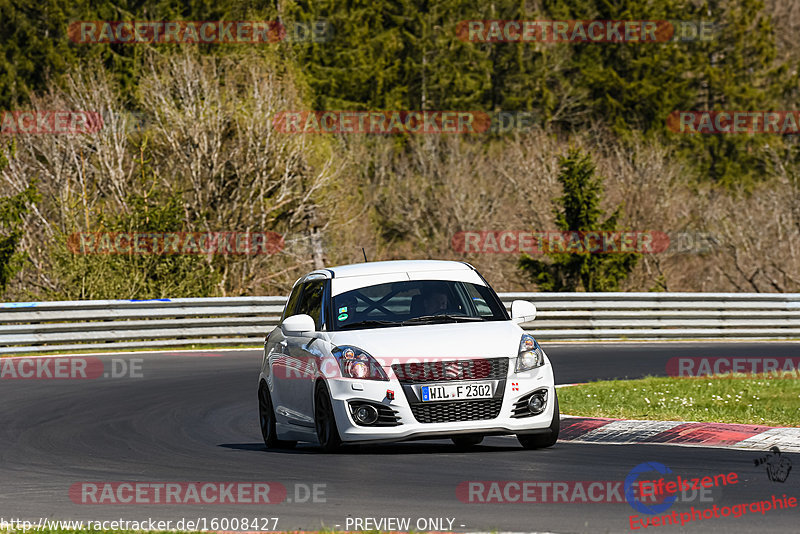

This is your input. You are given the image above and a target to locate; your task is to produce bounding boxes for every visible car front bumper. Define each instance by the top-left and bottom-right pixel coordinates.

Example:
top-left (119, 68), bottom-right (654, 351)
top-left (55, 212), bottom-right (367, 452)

top-left (326, 362), bottom-right (556, 443)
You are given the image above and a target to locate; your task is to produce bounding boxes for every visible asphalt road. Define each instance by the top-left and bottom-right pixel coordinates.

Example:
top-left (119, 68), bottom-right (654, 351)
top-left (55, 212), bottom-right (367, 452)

top-left (1, 343), bottom-right (798, 533)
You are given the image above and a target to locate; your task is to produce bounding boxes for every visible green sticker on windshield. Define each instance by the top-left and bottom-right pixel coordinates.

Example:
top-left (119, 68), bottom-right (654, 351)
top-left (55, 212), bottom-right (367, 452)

top-left (337, 312), bottom-right (348, 321)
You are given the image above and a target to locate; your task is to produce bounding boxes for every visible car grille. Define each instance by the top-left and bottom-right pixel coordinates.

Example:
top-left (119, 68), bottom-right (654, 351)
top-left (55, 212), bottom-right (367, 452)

top-left (512, 393), bottom-right (535, 418)
top-left (349, 401), bottom-right (402, 427)
top-left (512, 389), bottom-right (548, 418)
top-left (410, 399), bottom-right (503, 424)
top-left (392, 358), bottom-right (508, 383)
top-left (373, 403), bottom-right (402, 426)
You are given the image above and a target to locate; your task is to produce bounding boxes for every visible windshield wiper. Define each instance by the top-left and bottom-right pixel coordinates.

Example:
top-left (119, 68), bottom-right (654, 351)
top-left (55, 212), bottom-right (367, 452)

top-left (402, 314), bottom-right (485, 326)
top-left (338, 319), bottom-right (400, 330)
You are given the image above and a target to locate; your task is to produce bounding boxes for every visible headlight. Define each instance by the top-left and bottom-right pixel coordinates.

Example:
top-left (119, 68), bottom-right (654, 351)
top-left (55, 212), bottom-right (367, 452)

top-left (515, 334), bottom-right (545, 372)
top-left (332, 345), bottom-right (388, 381)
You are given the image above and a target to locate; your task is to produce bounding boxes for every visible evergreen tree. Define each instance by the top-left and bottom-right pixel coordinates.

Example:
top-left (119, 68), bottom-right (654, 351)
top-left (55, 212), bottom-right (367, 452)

top-left (0, 0), bottom-right (248, 109)
top-left (280, 0), bottom-right (407, 109)
top-left (676, 0), bottom-right (790, 186)
top-left (519, 149), bottom-right (639, 292)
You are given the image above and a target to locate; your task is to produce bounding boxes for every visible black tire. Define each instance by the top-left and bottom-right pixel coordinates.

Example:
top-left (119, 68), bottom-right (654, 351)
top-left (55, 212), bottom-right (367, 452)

top-left (314, 382), bottom-right (342, 452)
top-left (258, 382), bottom-right (296, 450)
top-left (451, 435), bottom-right (484, 449)
top-left (517, 392), bottom-right (560, 450)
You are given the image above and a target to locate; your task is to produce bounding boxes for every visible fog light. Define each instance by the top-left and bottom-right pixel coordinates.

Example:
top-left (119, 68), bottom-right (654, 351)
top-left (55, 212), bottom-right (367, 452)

top-left (353, 404), bottom-right (379, 425)
top-left (528, 392), bottom-right (547, 415)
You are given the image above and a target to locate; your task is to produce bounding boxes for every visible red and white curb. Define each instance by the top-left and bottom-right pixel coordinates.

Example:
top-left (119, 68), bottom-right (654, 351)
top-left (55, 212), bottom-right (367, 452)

top-left (559, 415), bottom-right (800, 452)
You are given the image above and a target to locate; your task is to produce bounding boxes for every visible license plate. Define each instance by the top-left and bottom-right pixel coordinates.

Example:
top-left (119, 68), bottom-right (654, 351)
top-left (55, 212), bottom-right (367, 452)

top-left (420, 382), bottom-right (494, 402)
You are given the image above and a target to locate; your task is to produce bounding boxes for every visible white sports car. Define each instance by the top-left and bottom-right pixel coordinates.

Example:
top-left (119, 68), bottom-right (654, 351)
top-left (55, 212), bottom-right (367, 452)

top-left (258, 260), bottom-right (558, 452)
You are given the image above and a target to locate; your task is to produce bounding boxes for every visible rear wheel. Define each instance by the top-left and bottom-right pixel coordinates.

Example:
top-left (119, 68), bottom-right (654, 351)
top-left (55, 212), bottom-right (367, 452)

top-left (314, 382), bottom-right (342, 452)
top-left (517, 393), bottom-right (559, 449)
top-left (258, 382), bottom-right (296, 450)
top-left (451, 435), bottom-right (484, 449)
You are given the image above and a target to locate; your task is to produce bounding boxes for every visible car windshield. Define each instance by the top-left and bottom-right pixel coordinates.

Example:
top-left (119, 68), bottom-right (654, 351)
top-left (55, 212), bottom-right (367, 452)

top-left (331, 279), bottom-right (508, 330)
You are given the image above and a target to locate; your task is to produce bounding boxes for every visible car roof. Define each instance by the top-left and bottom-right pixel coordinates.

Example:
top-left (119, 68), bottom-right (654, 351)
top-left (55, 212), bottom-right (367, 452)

top-left (308, 260), bottom-right (475, 279)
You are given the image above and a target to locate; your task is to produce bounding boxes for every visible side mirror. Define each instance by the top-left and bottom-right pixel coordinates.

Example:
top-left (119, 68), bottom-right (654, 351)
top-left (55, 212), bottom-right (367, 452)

top-left (511, 300), bottom-right (537, 324)
top-left (281, 314), bottom-right (316, 336)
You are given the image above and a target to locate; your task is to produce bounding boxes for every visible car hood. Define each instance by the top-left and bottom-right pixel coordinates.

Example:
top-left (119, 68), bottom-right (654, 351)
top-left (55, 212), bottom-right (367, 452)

top-left (326, 320), bottom-right (524, 361)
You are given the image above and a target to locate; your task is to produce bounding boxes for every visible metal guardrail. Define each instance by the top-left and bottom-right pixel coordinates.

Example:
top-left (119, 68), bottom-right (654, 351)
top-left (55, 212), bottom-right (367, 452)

top-left (505, 292), bottom-right (800, 341)
top-left (0, 297), bottom-right (284, 354)
top-left (1, 293), bottom-right (799, 354)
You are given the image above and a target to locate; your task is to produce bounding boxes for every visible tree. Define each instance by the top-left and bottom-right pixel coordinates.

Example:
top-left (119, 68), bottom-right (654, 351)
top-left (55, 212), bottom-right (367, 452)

top-left (0, 146), bottom-right (38, 294)
top-left (50, 186), bottom-right (223, 300)
top-left (279, 0), bottom-right (407, 109)
top-left (675, 0), bottom-right (790, 186)
top-left (0, 0), bottom-right (248, 110)
top-left (519, 149), bottom-right (638, 291)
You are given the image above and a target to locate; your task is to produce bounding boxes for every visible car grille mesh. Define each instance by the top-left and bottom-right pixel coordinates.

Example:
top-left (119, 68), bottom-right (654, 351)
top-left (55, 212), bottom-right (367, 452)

top-left (512, 389), bottom-right (548, 418)
top-left (410, 399), bottom-right (503, 423)
top-left (373, 403), bottom-right (402, 426)
top-left (512, 392), bottom-right (535, 418)
top-left (392, 358), bottom-right (508, 383)
top-left (349, 401), bottom-right (402, 426)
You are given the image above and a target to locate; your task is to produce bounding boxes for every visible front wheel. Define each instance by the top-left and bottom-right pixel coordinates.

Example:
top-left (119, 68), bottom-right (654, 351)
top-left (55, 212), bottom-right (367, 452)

top-left (314, 382), bottom-right (342, 452)
top-left (517, 392), bottom-right (559, 450)
top-left (258, 382), bottom-right (296, 450)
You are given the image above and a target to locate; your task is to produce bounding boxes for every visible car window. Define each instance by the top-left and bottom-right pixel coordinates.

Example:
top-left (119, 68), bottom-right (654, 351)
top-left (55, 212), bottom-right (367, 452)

top-left (464, 282), bottom-right (502, 318)
top-left (331, 280), bottom-right (506, 330)
top-left (295, 280), bottom-right (326, 330)
top-left (282, 282), bottom-right (304, 321)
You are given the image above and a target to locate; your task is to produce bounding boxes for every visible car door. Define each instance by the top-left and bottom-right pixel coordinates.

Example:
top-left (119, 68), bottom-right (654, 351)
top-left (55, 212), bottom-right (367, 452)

top-left (284, 278), bottom-right (328, 426)
top-left (267, 281), bottom-right (303, 422)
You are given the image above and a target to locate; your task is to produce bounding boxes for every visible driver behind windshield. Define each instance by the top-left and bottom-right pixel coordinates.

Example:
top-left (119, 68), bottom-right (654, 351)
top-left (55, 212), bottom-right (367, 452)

top-left (423, 290), bottom-right (449, 315)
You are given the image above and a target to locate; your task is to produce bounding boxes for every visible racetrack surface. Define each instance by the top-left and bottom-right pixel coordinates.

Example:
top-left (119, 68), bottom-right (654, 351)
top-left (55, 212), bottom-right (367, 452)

top-left (1, 343), bottom-right (798, 533)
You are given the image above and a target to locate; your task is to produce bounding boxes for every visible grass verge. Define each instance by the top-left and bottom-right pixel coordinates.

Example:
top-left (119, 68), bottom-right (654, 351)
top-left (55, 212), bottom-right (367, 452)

top-left (558, 375), bottom-right (800, 427)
